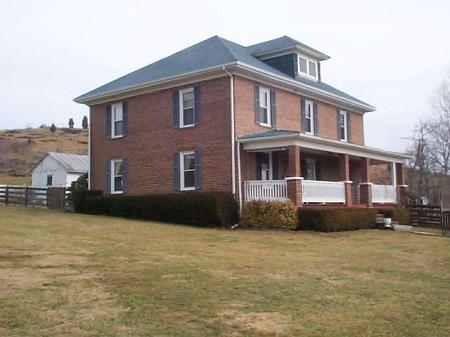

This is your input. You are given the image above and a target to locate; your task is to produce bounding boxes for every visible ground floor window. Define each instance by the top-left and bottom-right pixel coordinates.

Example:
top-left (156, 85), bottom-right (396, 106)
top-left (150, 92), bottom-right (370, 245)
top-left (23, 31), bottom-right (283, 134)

top-left (111, 159), bottom-right (123, 193)
top-left (180, 151), bottom-right (195, 190)
top-left (302, 158), bottom-right (317, 180)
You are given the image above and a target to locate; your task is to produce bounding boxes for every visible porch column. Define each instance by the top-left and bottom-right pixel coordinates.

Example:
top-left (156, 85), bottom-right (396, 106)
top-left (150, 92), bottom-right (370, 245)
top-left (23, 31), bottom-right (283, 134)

top-left (340, 154), bottom-right (353, 207)
top-left (285, 145), bottom-right (302, 207)
top-left (360, 157), bottom-right (373, 207)
top-left (395, 162), bottom-right (407, 207)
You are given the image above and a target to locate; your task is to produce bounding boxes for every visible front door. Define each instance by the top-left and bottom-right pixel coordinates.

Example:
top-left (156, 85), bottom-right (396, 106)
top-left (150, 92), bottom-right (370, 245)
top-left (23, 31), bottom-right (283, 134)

top-left (256, 152), bottom-right (273, 180)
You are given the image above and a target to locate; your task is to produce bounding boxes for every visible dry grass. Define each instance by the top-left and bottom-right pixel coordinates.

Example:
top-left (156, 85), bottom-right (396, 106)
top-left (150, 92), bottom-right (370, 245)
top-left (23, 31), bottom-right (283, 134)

top-left (0, 127), bottom-right (87, 178)
top-left (0, 205), bottom-right (449, 337)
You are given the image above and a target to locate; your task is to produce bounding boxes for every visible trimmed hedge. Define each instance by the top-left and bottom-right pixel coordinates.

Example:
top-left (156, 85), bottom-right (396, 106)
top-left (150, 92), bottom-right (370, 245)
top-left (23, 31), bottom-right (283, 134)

top-left (74, 191), bottom-right (239, 227)
top-left (376, 208), bottom-right (411, 225)
top-left (240, 201), bottom-right (298, 230)
top-left (298, 208), bottom-right (377, 232)
top-left (72, 189), bottom-right (102, 212)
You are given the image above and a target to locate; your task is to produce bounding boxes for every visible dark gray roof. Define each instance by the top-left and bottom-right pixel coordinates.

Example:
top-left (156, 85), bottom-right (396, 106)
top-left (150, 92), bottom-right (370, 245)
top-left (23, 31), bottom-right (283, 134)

top-left (75, 36), bottom-right (370, 108)
top-left (246, 35), bottom-right (330, 60)
top-left (238, 129), bottom-right (299, 140)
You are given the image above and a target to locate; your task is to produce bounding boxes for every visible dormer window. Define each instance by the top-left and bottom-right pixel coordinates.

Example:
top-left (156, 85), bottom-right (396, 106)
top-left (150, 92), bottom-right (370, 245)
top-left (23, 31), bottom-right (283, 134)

top-left (298, 55), bottom-right (318, 80)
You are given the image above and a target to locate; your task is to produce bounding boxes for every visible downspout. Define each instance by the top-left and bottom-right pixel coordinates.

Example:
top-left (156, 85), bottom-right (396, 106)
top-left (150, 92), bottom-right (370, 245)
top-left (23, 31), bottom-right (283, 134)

top-left (237, 139), bottom-right (243, 210)
top-left (88, 107), bottom-right (92, 190)
top-left (223, 66), bottom-right (236, 198)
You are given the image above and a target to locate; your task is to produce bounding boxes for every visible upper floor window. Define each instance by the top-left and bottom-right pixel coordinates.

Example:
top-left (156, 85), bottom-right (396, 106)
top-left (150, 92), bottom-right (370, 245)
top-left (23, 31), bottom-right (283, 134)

top-left (111, 159), bottom-right (123, 193)
top-left (111, 102), bottom-right (124, 138)
top-left (179, 88), bottom-right (195, 127)
top-left (259, 87), bottom-right (271, 127)
top-left (46, 174), bottom-right (53, 186)
top-left (304, 100), bottom-right (314, 134)
top-left (339, 110), bottom-right (348, 141)
top-left (298, 55), bottom-right (318, 80)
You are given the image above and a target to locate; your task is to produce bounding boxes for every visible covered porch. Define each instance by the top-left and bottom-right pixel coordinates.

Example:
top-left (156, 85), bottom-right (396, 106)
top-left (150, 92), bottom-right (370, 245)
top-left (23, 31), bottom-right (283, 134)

top-left (237, 130), bottom-right (409, 208)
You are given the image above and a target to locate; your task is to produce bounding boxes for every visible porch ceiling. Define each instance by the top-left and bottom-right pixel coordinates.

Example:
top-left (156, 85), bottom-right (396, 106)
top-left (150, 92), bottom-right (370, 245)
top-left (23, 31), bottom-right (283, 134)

top-left (238, 129), bottom-right (411, 163)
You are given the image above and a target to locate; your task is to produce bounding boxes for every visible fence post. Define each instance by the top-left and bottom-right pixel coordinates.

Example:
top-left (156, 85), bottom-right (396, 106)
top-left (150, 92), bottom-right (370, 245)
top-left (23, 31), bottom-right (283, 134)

top-left (24, 186), bottom-right (29, 206)
top-left (5, 185), bottom-right (9, 205)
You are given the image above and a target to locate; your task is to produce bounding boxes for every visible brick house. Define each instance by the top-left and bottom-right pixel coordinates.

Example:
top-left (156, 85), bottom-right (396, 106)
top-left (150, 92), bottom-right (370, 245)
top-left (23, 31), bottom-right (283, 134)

top-left (74, 35), bottom-right (409, 209)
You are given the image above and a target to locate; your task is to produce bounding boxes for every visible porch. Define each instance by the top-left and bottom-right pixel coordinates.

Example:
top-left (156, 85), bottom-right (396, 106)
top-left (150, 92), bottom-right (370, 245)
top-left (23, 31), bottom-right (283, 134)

top-left (238, 130), bottom-right (409, 208)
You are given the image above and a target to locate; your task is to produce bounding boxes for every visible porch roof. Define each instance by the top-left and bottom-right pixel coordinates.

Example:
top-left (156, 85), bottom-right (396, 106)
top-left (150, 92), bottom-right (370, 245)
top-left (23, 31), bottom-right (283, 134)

top-left (238, 129), bottom-right (411, 163)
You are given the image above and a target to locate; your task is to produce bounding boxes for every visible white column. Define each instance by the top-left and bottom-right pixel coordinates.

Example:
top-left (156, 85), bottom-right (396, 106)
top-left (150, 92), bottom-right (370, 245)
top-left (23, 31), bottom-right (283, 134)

top-left (391, 162), bottom-right (397, 186)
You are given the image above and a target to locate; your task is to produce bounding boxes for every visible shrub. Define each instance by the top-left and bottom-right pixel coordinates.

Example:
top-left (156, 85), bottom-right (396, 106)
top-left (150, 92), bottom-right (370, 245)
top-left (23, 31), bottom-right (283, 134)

top-left (298, 208), bottom-right (377, 232)
top-left (240, 201), bottom-right (298, 230)
top-left (77, 191), bottom-right (239, 227)
top-left (72, 189), bottom-right (102, 212)
top-left (377, 208), bottom-right (411, 224)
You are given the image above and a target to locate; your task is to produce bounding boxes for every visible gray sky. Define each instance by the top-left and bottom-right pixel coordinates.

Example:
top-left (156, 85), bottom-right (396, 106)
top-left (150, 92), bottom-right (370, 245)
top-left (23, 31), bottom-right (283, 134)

top-left (1, 0), bottom-right (449, 153)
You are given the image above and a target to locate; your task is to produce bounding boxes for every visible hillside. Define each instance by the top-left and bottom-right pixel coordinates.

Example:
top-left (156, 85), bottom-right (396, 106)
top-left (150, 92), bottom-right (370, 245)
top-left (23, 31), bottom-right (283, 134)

top-left (0, 127), bottom-right (88, 184)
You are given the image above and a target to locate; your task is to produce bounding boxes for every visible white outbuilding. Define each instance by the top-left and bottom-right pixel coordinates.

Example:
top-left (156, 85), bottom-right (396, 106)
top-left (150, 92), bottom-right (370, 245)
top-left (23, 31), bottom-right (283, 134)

top-left (31, 152), bottom-right (89, 188)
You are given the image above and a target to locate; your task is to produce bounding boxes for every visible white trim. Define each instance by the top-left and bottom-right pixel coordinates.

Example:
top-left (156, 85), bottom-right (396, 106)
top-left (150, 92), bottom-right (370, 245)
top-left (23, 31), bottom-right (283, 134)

top-left (111, 158), bottom-right (123, 194)
top-left (254, 45), bottom-right (330, 61)
top-left (258, 86), bottom-right (271, 127)
top-left (339, 110), bottom-right (348, 142)
top-left (391, 162), bottom-right (397, 187)
top-left (179, 87), bottom-right (195, 128)
top-left (304, 99), bottom-right (314, 135)
top-left (74, 62), bottom-right (375, 113)
top-left (298, 54), bottom-right (318, 81)
top-left (239, 132), bottom-right (410, 163)
top-left (180, 151), bottom-right (196, 191)
top-left (88, 108), bottom-right (91, 189)
top-left (284, 176), bottom-right (304, 181)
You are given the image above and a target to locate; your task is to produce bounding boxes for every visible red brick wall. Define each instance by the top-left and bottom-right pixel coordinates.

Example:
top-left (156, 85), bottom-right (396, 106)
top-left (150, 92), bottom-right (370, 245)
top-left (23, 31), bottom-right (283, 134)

top-left (233, 76), bottom-right (365, 145)
top-left (90, 76), bottom-right (232, 195)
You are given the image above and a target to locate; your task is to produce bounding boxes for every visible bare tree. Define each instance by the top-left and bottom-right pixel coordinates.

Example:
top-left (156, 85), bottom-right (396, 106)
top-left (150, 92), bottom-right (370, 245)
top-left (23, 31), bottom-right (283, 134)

top-left (427, 77), bottom-right (450, 175)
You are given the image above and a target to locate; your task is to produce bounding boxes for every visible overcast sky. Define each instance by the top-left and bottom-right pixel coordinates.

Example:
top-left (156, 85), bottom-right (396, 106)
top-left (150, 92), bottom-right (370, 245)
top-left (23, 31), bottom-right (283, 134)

top-left (1, 0), bottom-right (449, 152)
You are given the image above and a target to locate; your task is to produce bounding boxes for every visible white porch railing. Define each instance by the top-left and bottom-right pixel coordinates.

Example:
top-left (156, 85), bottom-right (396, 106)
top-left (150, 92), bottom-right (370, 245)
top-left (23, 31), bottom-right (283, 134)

top-left (244, 180), bottom-right (288, 201)
top-left (302, 180), bottom-right (346, 203)
top-left (372, 184), bottom-right (397, 203)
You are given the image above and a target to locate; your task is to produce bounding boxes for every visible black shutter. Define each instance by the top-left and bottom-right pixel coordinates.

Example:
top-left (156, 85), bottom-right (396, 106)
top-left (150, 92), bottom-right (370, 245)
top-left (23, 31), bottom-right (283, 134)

top-left (337, 109), bottom-right (341, 140)
top-left (301, 98), bottom-right (306, 132)
top-left (122, 101), bottom-right (128, 136)
top-left (105, 105), bottom-right (111, 138)
top-left (194, 149), bottom-right (202, 189)
top-left (347, 112), bottom-right (352, 142)
top-left (172, 90), bottom-right (180, 128)
top-left (270, 90), bottom-right (276, 128)
top-left (122, 157), bottom-right (128, 194)
top-left (313, 102), bottom-right (318, 136)
top-left (272, 152), bottom-right (278, 180)
top-left (317, 62), bottom-right (321, 81)
top-left (104, 160), bottom-right (111, 194)
top-left (254, 86), bottom-right (260, 123)
top-left (194, 86), bottom-right (200, 125)
top-left (173, 152), bottom-right (180, 191)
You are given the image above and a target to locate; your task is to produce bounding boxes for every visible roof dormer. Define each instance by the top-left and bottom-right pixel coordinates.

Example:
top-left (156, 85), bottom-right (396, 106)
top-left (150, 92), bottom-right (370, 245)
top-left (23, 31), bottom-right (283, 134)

top-left (246, 36), bottom-right (329, 82)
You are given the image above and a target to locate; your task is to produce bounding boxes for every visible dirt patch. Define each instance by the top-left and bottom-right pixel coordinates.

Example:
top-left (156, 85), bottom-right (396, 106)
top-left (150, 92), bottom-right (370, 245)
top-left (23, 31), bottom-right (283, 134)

top-left (216, 309), bottom-right (292, 335)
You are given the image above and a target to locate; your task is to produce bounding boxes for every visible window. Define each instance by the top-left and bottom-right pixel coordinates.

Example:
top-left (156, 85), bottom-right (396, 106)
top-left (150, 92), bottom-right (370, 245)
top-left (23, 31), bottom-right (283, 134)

top-left (179, 88), bottom-right (194, 127)
top-left (111, 102), bottom-right (124, 138)
top-left (180, 151), bottom-right (195, 190)
top-left (111, 159), bottom-right (123, 193)
top-left (46, 174), bottom-right (53, 186)
top-left (304, 100), bottom-right (314, 134)
top-left (339, 110), bottom-right (348, 141)
top-left (259, 87), bottom-right (271, 126)
top-left (298, 55), bottom-right (318, 80)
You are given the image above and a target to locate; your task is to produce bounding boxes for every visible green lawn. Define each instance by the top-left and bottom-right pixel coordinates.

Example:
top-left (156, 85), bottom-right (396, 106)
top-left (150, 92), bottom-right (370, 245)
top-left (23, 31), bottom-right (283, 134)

top-left (0, 206), bottom-right (449, 337)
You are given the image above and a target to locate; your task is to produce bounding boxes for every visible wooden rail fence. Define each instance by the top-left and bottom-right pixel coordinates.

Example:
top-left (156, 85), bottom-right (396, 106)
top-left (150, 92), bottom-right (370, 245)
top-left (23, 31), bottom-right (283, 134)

top-left (0, 185), bottom-right (68, 209)
top-left (442, 211), bottom-right (450, 237)
top-left (407, 204), bottom-right (442, 228)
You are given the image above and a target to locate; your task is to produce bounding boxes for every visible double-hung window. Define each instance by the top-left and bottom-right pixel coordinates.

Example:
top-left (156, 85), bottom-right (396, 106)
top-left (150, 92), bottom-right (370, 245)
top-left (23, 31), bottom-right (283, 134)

top-left (111, 102), bottom-right (124, 138)
top-left (305, 100), bottom-right (314, 134)
top-left (339, 110), bottom-right (348, 141)
top-left (298, 55), bottom-right (318, 80)
top-left (179, 88), bottom-right (194, 127)
top-left (111, 159), bottom-right (123, 193)
top-left (259, 87), bottom-right (271, 127)
top-left (180, 151), bottom-right (195, 190)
